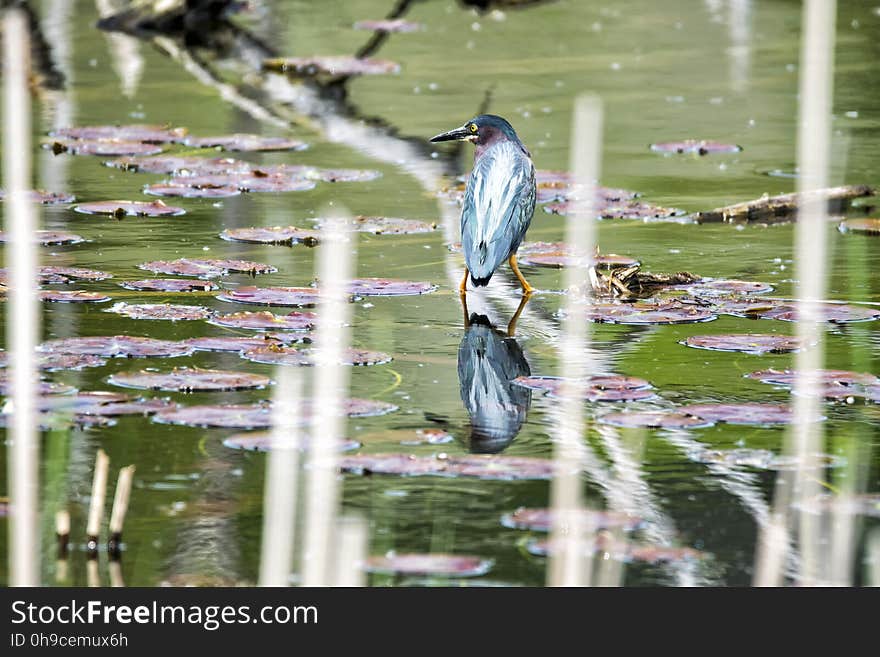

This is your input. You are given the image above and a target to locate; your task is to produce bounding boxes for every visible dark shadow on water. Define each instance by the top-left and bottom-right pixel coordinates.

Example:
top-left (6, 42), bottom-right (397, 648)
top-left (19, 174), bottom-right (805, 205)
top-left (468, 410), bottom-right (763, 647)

top-left (457, 311), bottom-right (532, 454)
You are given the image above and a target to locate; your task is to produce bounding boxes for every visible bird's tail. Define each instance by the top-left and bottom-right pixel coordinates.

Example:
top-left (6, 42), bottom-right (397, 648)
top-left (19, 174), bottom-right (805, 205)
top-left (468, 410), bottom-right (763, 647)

top-left (470, 272), bottom-right (492, 287)
top-left (469, 240), bottom-right (496, 286)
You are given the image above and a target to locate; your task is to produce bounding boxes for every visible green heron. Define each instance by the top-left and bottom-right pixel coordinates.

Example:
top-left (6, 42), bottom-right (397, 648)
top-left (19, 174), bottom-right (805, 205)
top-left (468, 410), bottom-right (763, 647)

top-left (431, 114), bottom-right (536, 296)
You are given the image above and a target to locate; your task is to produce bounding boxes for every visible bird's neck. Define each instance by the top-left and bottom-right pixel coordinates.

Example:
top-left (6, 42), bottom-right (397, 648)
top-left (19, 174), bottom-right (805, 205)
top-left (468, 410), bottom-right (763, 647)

top-left (474, 136), bottom-right (528, 161)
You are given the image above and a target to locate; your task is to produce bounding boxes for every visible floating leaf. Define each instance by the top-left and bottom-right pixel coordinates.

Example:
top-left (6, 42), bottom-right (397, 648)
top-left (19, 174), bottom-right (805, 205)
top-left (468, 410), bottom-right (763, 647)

top-left (120, 279), bottom-right (219, 293)
top-left (314, 216), bottom-right (436, 235)
top-left (242, 345), bottom-right (392, 367)
top-left (650, 140), bottom-right (742, 155)
top-left (38, 353), bottom-right (107, 371)
top-left (745, 369), bottom-right (879, 387)
top-left (339, 453), bottom-right (555, 480)
top-left (106, 302), bottom-right (213, 321)
top-left (74, 199), bottom-right (186, 217)
top-left (264, 56), bottom-right (400, 76)
top-left (680, 279), bottom-right (773, 295)
top-left (838, 218), bottom-right (880, 235)
top-left (186, 336), bottom-right (294, 353)
top-left (586, 300), bottom-right (716, 325)
top-left (45, 139), bottom-right (164, 156)
top-left (526, 539), bottom-right (705, 564)
top-left (38, 266), bottom-right (112, 283)
top-left (682, 334), bottom-right (804, 355)
top-left (598, 411), bottom-right (714, 429)
top-left (220, 226), bottom-right (320, 246)
top-left (364, 553), bottom-right (492, 578)
top-left (399, 428), bottom-right (456, 446)
top-left (38, 335), bottom-right (192, 358)
top-left (217, 286), bottom-right (323, 307)
top-left (690, 448), bottom-right (842, 470)
top-left (43, 392), bottom-right (176, 417)
top-left (545, 199), bottom-right (685, 220)
top-left (209, 310), bottom-right (315, 331)
top-left (222, 433), bottom-right (361, 452)
top-left (501, 507), bottom-right (644, 532)
top-left (144, 183), bottom-right (241, 198)
top-left (183, 134), bottom-right (308, 152)
top-left (107, 155), bottom-right (252, 175)
top-left (706, 296), bottom-right (787, 317)
top-left (305, 168), bottom-right (382, 183)
top-left (679, 403), bottom-right (797, 425)
top-left (518, 250), bottom-right (640, 269)
top-left (0, 189), bottom-right (76, 205)
top-left (348, 278), bottom-right (438, 297)
top-left (756, 302), bottom-right (880, 323)
top-left (49, 124), bottom-right (187, 143)
top-left (109, 367), bottom-right (272, 392)
top-left (0, 230), bottom-right (84, 245)
top-left (512, 375), bottom-right (654, 402)
top-left (139, 258), bottom-right (277, 279)
top-left (353, 19), bottom-right (422, 32)
top-left (0, 375), bottom-right (76, 396)
top-left (39, 290), bottom-right (111, 303)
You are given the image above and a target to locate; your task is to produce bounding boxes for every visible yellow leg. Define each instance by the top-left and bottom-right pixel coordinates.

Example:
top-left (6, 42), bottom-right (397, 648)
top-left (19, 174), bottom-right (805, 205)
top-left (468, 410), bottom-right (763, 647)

top-left (461, 293), bottom-right (471, 329)
top-left (506, 293), bottom-right (531, 337)
top-left (459, 267), bottom-right (469, 296)
top-left (508, 254), bottom-right (533, 296)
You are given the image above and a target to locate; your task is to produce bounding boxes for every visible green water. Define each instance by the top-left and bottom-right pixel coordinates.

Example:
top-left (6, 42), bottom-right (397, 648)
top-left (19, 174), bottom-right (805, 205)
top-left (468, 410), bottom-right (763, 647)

top-left (1, 0), bottom-right (879, 586)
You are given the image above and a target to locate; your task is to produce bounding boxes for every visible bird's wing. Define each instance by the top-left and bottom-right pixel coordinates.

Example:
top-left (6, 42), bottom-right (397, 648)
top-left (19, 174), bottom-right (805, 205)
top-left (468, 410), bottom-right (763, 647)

top-left (461, 142), bottom-right (535, 276)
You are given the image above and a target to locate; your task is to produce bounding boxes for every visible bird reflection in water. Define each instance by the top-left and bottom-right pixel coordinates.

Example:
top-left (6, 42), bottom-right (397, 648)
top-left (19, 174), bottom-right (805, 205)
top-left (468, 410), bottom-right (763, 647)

top-left (457, 296), bottom-right (532, 453)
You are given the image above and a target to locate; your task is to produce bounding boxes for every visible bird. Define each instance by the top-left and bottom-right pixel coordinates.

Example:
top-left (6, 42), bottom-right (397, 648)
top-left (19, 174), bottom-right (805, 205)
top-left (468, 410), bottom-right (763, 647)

top-left (431, 114), bottom-right (536, 296)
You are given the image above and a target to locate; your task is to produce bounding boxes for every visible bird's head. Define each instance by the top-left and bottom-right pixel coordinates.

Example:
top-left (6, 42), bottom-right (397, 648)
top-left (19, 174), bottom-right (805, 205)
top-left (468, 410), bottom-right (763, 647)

top-left (430, 114), bottom-right (523, 150)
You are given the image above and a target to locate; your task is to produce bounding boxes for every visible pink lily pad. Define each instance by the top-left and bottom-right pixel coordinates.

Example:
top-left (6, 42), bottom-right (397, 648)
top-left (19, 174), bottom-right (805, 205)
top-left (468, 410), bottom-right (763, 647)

top-left (745, 369), bottom-right (880, 387)
top-left (0, 230), bottom-right (84, 245)
top-left (217, 286), bottom-right (323, 307)
top-left (182, 134), bottom-right (308, 152)
top-left (139, 258), bottom-right (276, 279)
top-left (264, 56), bottom-right (400, 77)
top-left (348, 278), bottom-right (438, 297)
top-left (38, 353), bottom-right (107, 371)
top-left (598, 411), bottom-right (714, 429)
top-left (39, 290), bottom-right (111, 303)
top-left (120, 279), bottom-right (219, 292)
top-left (315, 216), bottom-right (436, 235)
top-left (107, 155), bottom-right (252, 175)
top-left (545, 199), bottom-right (685, 220)
top-left (38, 335), bottom-right (192, 358)
top-left (0, 376), bottom-right (76, 396)
top-left (45, 139), bottom-right (164, 156)
top-left (757, 302), bottom-right (880, 323)
top-left (691, 448), bottom-right (842, 471)
top-left (229, 175), bottom-right (317, 193)
top-left (364, 553), bottom-right (492, 578)
top-left (38, 266), bottom-right (112, 282)
top-left (209, 310), bottom-right (315, 331)
top-left (74, 199), bottom-right (186, 217)
top-left (586, 301), bottom-right (717, 325)
top-left (222, 432), bottom-right (361, 452)
top-left (106, 302), bottom-right (213, 321)
top-left (0, 189), bottom-right (76, 205)
top-left (54, 394), bottom-right (177, 417)
top-left (144, 183), bottom-right (241, 198)
top-left (241, 345), bottom-right (392, 367)
top-left (339, 453), bottom-right (555, 480)
top-left (682, 334), bottom-right (804, 355)
top-left (399, 428), bottom-right (456, 446)
top-left (839, 218), bottom-right (880, 235)
top-left (707, 296), bottom-right (787, 317)
top-left (650, 140), bottom-right (742, 155)
top-left (186, 336), bottom-right (293, 353)
top-left (814, 384), bottom-right (880, 402)
top-left (49, 124), bottom-right (187, 143)
top-left (153, 403), bottom-right (273, 428)
top-left (220, 226), bottom-right (320, 246)
top-left (501, 507), bottom-right (644, 532)
top-left (682, 279), bottom-right (773, 295)
top-left (109, 367), bottom-right (272, 392)
top-left (305, 168), bottom-right (382, 183)
top-left (353, 19), bottom-right (422, 33)
top-left (679, 403), bottom-right (797, 425)
top-left (512, 375), bottom-right (654, 402)
top-left (527, 539), bottom-right (705, 564)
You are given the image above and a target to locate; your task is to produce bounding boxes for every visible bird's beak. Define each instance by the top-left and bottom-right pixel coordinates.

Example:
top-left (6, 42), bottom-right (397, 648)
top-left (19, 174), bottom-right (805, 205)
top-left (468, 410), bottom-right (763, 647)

top-left (430, 125), bottom-right (472, 143)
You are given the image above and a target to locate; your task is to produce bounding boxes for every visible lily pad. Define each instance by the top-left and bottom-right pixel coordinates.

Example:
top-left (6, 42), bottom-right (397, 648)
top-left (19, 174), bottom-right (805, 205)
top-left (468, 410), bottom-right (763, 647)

top-left (68, 395), bottom-right (176, 417)
top-left (706, 296), bottom-right (787, 317)
top-left (153, 403), bottom-right (273, 428)
top-left (38, 336), bottom-right (192, 358)
top-left (183, 134), bottom-right (308, 152)
top-left (679, 403), bottom-right (797, 425)
top-left (45, 139), bottom-right (164, 156)
top-left (74, 200), bottom-right (186, 217)
top-left (209, 310), bottom-right (315, 331)
top-left (242, 345), bottom-right (392, 367)
top-left (220, 226), bottom-right (320, 246)
top-left (315, 216), bottom-right (436, 235)
top-left (38, 266), bottom-right (112, 283)
top-left (348, 278), bottom-right (438, 297)
top-left (339, 453), bottom-right (555, 480)
top-left (690, 448), bottom-right (842, 471)
top-left (528, 539), bottom-right (705, 563)
top-left (264, 56), bottom-right (401, 77)
top-left (216, 286), bottom-right (323, 307)
top-left (682, 334), bottom-right (804, 355)
top-left (353, 19), bottom-right (422, 32)
top-left (364, 553), bottom-right (492, 578)
top-left (306, 168), bottom-right (382, 183)
top-left (512, 375), bottom-right (655, 402)
top-left (0, 230), bottom-right (84, 245)
top-left (107, 155), bottom-right (252, 176)
top-left (501, 507), bottom-right (644, 532)
top-left (109, 367), bottom-right (272, 392)
top-left (38, 353), bottom-right (107, 371)
top-left (144, 183), bottom-right (241, 198)
top-left (39, 290), bottom-right (111, 303)
top-left (222, 432), bottom-right (361, 452)
top-left (185, 336), bottom-right (292, 353)
top-left (586, 301), bottom-right (717, 325)
top-left (49, 124), bottom-right (187, 143)
top-left (0, 376), bottom-right (76, 396)
top-left (399, 428), bottom-right (456, 446)
top-left (681, 279), bottom-right (773, 295)
top-left (545, 199), bottom-right (685, 220)
top-left (120, 279), bottom-right (219, 293)
top-left (838, 218), bottom-right (880, 235)
top-left (745, 369), bottom-right (880, 387)
top-left (598, 411), bottom-right (714, 429)
top-left (756, 302), bottom-right (880, 323)
top-left (106, 302), bottom-right (213, 321)
top-left (139, 258), bottom-right (277, 279)
top-left (0, 189), bottom-right (76, 204)
top-left (650, 140), bottom-right (742, 155)
top-left (518, 250), bottom-right (640, 269)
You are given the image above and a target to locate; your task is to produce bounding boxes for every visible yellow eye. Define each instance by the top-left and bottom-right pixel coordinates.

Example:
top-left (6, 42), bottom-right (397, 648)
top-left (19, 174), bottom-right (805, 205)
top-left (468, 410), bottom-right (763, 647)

top-left (469, 123), bottom-right (478, 133)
